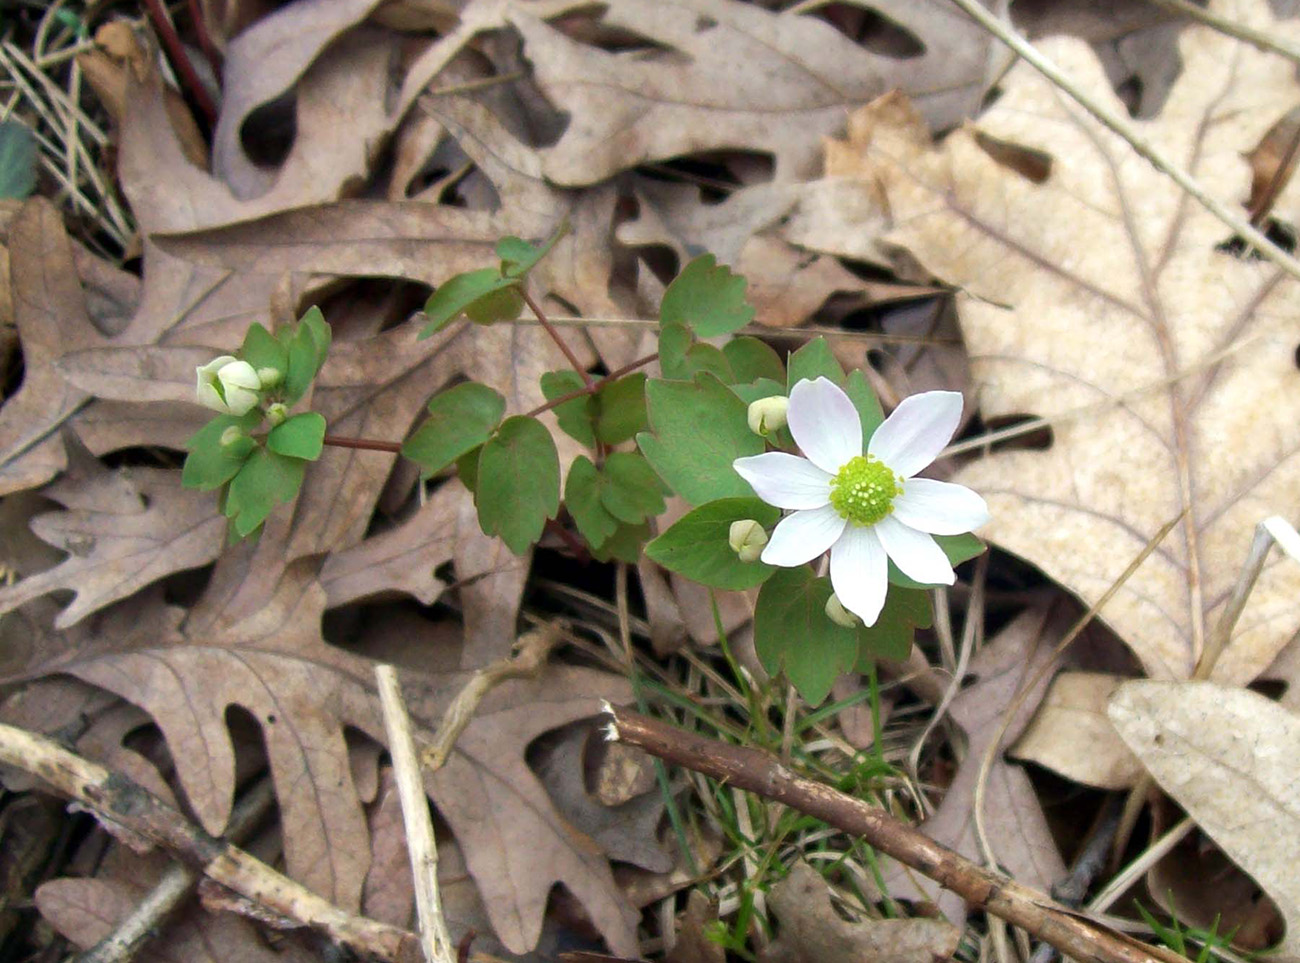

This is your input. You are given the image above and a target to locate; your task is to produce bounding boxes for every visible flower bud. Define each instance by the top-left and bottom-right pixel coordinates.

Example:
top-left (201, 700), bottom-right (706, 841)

top-left (825, 592), bottom-right (861, 628)
top-left (728, 519), bottom-right (768, 563)
top-left (256, 366), bottom-right (284, 388)
top-left (747, 395), bottom-right (789, 436)
top-left (265, 402), bottom-right (289, 427)
top-left (219, 426), bottom-right (246, 447)
top-left (196, 356), bottom-right (262, 416)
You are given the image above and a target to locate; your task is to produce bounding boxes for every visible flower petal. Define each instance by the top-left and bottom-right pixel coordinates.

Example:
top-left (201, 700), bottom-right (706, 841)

top-left (875, 516), bottom-right (955, 585)
top-left (195, 381), bottom-right (229, 413)
top-left (223, 385), bottom-right (261, 417)
top-left (867, 390), bottom-right (963, 478)
top-left (892, 478), bottom-right (990, 535)
top-left (830, 525), bottom-right (888, 626)
top-left (218, 359), bottom-right (262, 391)
top-left (761, 505), bottom-right (846, 567)
top-left (788, 377), bottom-right (862, 474)
top-left (734, 452), bottom-right (833, 510)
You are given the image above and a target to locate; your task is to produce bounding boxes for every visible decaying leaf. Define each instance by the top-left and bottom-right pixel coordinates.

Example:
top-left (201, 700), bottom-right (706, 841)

top-left (881, 607), bottom-right (1067, 920)
top-left (761, 861), bottom-right (960, 963)
top-left (1110, 680), bottom-right (1300, 961)
top-left (826, 0), bottom-right (1300, 685)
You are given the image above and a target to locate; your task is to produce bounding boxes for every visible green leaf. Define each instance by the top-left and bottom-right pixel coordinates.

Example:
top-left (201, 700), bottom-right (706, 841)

top-left (420, 268), bottom-right (517, 337)
top-left (684, 342), bottom-right (732, 381)
top-left (638, 373), bottom-right (764, 506)
top-left (755, 568), bottom-right (859, 706)
top-left (599, 451), bottom-right (666, 524)
top-left (225, 449), bottom-right (307, 537)
top-left (239, 322), bottom-right (288, 377)
top-left (267, 412), bottom-right (327, 461)
top-left (464, 285), bottom-right (524, 326)
top-left (402, 382), bottom-right (507, 476)
top-left (590, 521), bottom-right (651, 563)
top-left (658, 323), bottom-right (693, 381)
top-left (887, 533), bottom-right (988, 588)
top-left (723, 337), bottom-right (785, 385)
top-left (660, 254), bottom-right (755, 337)
top-left (0, 120), bottom-right (37, 200)
top-left (181, 412), bottom-right (261, 491)
top-left (456, 444), bottom-right (483, 494)
top-left (475, 416), bottom-right (560, 554)
top-left (498, 219), bottom-right (568, 277)
top-left (594, 373), bottom-right (648, 445)
top-left (565, 456), bottom-right (619, 547)
top-left (540, 370), bottom-right (597, 447)
top-left (844, 368), bottom-right (885, 437)
top-left (730, 377), bottom-right (786, 405)
top-left (283, 308), bottom-right (332, 405)
top-left (787, 337), bottom-right (844, 389)
top-left (856, 588), bottom-right (932, 666)
top-left (645, 496), bottom-right (779, 589)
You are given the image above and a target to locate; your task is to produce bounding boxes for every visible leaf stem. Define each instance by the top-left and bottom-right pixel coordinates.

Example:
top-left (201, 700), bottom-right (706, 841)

top-left (521, 288), bottom-right (593, 388)
top-left (141, 0), bottom-right (218, 126)
top-left (322, 434), bottom-right (404, 454)
top-left (523, 352), bottom-right (659, 419)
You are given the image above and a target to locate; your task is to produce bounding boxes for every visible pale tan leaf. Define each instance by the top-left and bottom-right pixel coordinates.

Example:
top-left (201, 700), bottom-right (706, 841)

top-left (514, 0), bottom-right (994, 186)
top-left (1109, 680), bottom-right (1300, 961)
top-left (761, 861), bottom-right (960, 963)
top-left (1011, 671), bottom-right (1143, 789)
top-left (827, 0), bottom-right (1300, 684)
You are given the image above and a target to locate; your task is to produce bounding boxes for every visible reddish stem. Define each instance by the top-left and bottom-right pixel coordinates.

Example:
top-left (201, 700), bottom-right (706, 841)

top-left (522, 289), bottom-right (593, 388)
top-left (142, 0), bottom-right (218, 126)
top-left (186, 0), bottom-right (224, 79)
top-left (322, 434), bottom-right (403, 454)
top-left (523, 352), bottom-right (659, 419)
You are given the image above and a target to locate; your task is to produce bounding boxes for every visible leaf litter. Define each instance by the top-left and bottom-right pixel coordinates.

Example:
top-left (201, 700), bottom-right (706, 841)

top-left (6, 0), bottom-right (1300, 961)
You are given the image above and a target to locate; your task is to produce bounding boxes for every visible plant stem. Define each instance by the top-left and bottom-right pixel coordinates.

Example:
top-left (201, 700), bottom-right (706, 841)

top-left (186, 0), bottom-right (223, 78)
top-left (521, 289), bottom-right (593, 388)
top-left (141, 0), bottom-right (218, 126)
top-left (523, 352), bottom-right (659, 419)
top-left (322, 434), bottom-right (404, 454)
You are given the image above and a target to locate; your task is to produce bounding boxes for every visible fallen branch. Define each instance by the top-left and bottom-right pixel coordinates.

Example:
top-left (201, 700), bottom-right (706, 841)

top-left (604, 705), bottom-right (1186, 963)
top-left (0, 724), bottom-right (421, 963)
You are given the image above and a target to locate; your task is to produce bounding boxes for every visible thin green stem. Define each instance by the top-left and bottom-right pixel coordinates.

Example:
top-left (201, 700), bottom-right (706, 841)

top-left (321, 434), bottom-right (403, 454)
top-left (522, 352), bottom-right (659, 419)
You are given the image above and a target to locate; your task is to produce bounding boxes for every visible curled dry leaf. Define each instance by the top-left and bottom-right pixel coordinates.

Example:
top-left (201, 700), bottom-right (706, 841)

top-left (760, 861), bottom-right (960, 963)
top-left (828, 0), bottom-right (1300, 685)
top-left (1109, 680), bottom-right (1300, 962)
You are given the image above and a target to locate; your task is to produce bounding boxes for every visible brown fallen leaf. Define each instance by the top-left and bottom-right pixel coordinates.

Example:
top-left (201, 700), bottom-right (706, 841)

top-left (515, 0), bottom-right (993, 186)
top-left (1010, 671), bottom-right (1143, 789)
top-left (881, 606), bottom-right (1067, 920)
top-left (1109, 680), bottom-right (1300, 961)
top-left (1, 541), bottom-right (639, 954)
top-left (827, 0), bottom-right (1300, 685)
top-left (760, 861), bottom-right (960, 963)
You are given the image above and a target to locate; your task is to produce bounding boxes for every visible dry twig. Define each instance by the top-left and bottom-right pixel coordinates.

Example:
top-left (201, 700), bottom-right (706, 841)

top-left (0, 723), bottom-right (422, 963)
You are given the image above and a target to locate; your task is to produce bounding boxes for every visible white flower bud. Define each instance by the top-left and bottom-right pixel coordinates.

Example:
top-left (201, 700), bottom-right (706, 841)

top-left (256, 366), bottom-right (284, 388)
top-left (747, 395), bottom-right (789, 436)
top-left (196, 356), bottom-right (262, 416)
top-left (219, 426), bottom-right (246, 447)
top-left (825, 592), bottom-right (861, 628)
top-left (265, 402), bottom-right (289, 427)
top-left (728, 519), bottom-right (768, 563)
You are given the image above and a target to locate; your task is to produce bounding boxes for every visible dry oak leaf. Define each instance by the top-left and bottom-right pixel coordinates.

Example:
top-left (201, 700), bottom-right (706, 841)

top-left (831, 0), bottom-right (1300, 684)
top-left (512, 0), bottom-right (994, 186)
top-left (1110, 680), bottom-right (1300, 962)
top-left (0, 548), bottom-right (638, 956)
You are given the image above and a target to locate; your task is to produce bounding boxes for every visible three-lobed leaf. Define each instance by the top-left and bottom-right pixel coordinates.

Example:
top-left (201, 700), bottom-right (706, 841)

top-left (645, 496), bottom-right (780, 590)
top-left (599, 452), bottom-right (666, 524)
top-left (225, 449), bottom-right (307, 537)
top-left (421, 268), bottom-right (518, 337)
top-left (181, 411), bottom-right (262, 491)
top-left (754, 567), bottom-right (860, 705)
top-left (282, 307), bottom-right (332, 405)
top-left (660, 254), bottom-right (755, 337)
top-left (267, 412), bottom-right (327, 461)
top-left (402, 383), bottom-right (507, 477)
top-left (475, 416), bottom-right (560, 554)
top-left (541, 370), bottom-right (597, 447)
top-left (565, 456), bottom-right (620, 548)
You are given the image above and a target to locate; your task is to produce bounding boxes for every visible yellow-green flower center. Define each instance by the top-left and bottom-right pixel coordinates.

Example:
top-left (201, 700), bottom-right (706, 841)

top-left (829, 455), bottom-right (902, 526)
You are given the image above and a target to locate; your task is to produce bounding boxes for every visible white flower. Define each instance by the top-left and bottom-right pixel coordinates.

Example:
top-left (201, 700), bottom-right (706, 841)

top-left (747, 395), bottom-right (789, 436)
top-left (196, 356), bottom-right (262, 416)
top-left (733, 377), bottom-right (989, 627)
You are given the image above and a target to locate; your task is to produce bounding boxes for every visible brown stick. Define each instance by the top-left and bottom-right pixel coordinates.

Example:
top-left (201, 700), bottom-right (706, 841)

top-left (604, 705), bottom-right (1186, 963)
top-left (140, 0), bottom-right (218, 126)
top-left (0, 723), bottom-right (421, 963)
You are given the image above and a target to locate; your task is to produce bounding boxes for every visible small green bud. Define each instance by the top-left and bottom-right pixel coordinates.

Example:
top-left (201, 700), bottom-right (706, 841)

top-left (825, 592), bottom-right (861, 628)
top-left (747, 395), bottom-right (789, 436)
top-left (256, 366), bottom-right (284, 388)
top-left (265, 402), bottom-right (289, 427)
top-left (219, 426), bottom-right (246, 447)
top-left (728, 518), bottom-right (768, 563)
